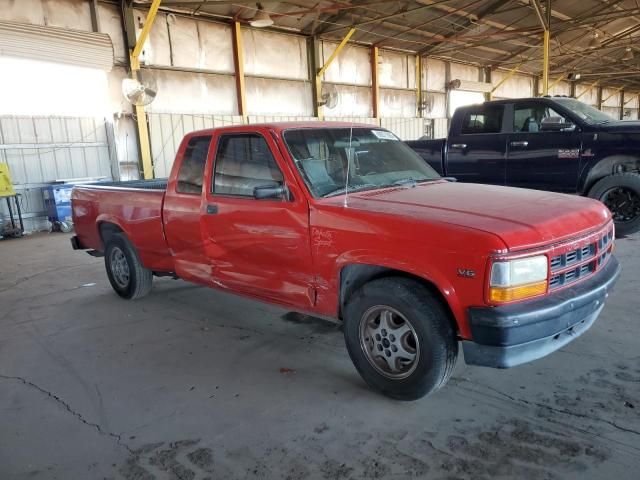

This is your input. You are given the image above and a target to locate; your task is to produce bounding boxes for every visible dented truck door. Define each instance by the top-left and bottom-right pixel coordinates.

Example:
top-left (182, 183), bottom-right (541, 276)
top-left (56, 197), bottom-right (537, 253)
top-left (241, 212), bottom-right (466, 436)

top-left (200, 128), bottom-right (316, 309)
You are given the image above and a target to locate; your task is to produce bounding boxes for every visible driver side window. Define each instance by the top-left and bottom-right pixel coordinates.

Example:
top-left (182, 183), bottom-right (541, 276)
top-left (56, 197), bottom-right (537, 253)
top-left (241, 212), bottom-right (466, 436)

top-left (212, 134), bottom-right (284, 197)
top-left (514, 104), bottom-right (568, 133)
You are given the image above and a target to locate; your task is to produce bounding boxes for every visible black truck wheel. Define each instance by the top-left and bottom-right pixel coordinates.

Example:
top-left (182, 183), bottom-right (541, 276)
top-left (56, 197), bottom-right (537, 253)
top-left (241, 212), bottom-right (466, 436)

top-left (588, 173), bottom-right (640, 237)
top-left (104, 233), bottom-right (153, 300)
top-left (343, 277), bottom-right (458, 400)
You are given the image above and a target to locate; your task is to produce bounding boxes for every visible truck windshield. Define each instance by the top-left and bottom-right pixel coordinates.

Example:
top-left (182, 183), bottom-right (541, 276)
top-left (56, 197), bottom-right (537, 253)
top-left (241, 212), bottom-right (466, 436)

top-left (283, 127), bottom-right (441, 198)
top-left (553, 98), bottom-right (613, 124)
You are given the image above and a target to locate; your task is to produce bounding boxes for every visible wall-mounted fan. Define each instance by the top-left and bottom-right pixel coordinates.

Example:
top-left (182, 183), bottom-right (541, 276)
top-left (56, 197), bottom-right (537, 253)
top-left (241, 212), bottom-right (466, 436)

top-left (122, 70), bottom-right (158, 106)
top-left (420, 93), bottom-right (435, 114)
top-left (319, 83), bottom-right (339, 109)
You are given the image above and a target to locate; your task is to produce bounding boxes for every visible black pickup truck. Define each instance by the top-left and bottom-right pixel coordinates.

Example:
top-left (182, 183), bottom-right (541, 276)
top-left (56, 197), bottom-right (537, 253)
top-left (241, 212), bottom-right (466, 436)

top-left (407, 97), bottom-right (640, 236)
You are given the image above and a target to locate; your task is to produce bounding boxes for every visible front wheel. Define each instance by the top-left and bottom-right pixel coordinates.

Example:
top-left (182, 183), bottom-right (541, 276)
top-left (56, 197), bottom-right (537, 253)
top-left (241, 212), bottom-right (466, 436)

top-left (343, 277), bottom-right (458, 400)
top-left (104, 233), bottom-right (153, 300)
top-left (588, 172), bottom-right (640, 237)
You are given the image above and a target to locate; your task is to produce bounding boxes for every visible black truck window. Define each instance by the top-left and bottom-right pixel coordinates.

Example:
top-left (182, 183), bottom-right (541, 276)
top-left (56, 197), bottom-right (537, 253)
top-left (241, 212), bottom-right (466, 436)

top-left (514, 104), bottom-right (568, 133)
top-left (213, 133), bottom-right (284, 197)
top-left (176, 136), bottom-right (212, 194)
top-left (460, 106), bottom-right (503, 134)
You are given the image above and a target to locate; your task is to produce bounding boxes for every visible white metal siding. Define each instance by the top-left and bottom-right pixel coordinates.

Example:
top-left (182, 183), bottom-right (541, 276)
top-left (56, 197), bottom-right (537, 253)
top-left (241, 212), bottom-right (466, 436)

top-left (0, 20), bottom-right (114, 71)
top-left (148, 113), bottom-right (243, 178)
top-left (324, 117), bottom-right (379, 125)
top-left (248, 116), bottom-right (317, 124)
top-left (433, 118), bottom-right (449, 138)
top-left (0, 115), bottom-right (116, 230)
top-left (380, 118), bottom-right (426, 140)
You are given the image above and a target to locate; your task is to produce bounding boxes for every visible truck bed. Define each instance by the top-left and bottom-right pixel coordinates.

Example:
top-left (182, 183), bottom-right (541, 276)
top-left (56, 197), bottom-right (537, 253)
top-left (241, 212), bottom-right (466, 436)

top-left (71, 179), bottom-right (173, 272)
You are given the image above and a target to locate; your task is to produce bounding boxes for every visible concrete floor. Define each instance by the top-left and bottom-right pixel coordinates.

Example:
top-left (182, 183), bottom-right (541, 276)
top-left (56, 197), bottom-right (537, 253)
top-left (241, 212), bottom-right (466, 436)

top-left (0, 233), bottom-right (638, 480)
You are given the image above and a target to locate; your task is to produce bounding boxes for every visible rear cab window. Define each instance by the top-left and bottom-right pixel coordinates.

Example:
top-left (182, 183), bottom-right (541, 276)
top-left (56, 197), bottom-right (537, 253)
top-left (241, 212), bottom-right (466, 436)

top-left (460, 106), bottom-right (504, 134)
top-left (176, 135), bottom-right (212, 194)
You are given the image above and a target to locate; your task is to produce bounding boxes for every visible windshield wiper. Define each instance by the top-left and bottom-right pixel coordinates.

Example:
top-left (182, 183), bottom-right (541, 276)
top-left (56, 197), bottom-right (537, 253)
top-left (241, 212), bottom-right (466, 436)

top-left (393, 178), bottom-right (418, 187)
top-left (386, 177), bottom-right (437, 188)
top-left (323, 183), bottom-right (379, 198)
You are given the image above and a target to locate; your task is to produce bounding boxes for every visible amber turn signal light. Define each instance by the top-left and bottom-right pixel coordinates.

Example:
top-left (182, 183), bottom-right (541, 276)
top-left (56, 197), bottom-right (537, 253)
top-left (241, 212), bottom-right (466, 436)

top-left (489, 280), bottom-right (547, 303)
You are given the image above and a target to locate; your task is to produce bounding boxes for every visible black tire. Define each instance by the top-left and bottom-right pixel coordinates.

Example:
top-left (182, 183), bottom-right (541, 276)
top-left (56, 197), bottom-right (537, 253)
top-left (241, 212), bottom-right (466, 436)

top-left (588, 172), bottom-right (640, 237)
top-left (343, 277), bottom-right (458, 401)
top-left (104, 233), bottom-right (153, 300)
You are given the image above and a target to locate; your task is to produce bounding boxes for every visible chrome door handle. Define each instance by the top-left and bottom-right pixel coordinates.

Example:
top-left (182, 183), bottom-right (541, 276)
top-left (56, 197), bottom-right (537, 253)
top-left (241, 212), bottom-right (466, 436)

top-left (510, 141), bottom-right (529, 147)
top-left (451, 143), bottom-right (467, 149)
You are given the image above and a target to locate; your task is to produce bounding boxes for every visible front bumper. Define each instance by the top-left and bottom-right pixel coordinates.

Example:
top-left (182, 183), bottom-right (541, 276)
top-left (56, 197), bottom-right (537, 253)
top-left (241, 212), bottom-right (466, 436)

top-left (462, 256), bottom-right (621, 368)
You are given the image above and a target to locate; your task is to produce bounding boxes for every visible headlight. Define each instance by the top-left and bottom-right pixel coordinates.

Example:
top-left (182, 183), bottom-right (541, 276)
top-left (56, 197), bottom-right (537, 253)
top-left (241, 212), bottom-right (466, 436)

top-left (489, 255), bottom-right (548, 303)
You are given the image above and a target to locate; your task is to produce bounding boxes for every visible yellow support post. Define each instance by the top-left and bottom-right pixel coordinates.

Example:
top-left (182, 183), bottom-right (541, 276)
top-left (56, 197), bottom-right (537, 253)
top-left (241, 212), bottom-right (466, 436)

top-left (316, 27), bottom-right (356, 120)
top-left (491, 62), bottom-right (525, 93)
top-left (601, 86), bottom-right (624, 104)
top-left (542, 29), bottom-right (550, 95)
top-left (415, 55), bottom-right (422, 117)
top-left (371, 46), bottom-right (379, 119)
top-left (547, 75), bottom-right (564, 92)
top-left (315, 75), bottom-right (324, 121)
top-left (129, 0), bottom-right (162, 180)
top-left (317, 28), bottom-right (356, 78)
top-left (624, 93), bottom-right (639, 106)
top-left (575, 80), bottom-right (599, 100)
top-left (232, 21), bottom-right (247, 123)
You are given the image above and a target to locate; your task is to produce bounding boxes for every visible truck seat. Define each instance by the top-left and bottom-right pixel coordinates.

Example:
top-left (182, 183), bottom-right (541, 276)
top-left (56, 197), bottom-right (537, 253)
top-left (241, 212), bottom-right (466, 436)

top-left (521, 117), bottom-right (539, 132)
top-left (215, 153), bottom-right (283, 196)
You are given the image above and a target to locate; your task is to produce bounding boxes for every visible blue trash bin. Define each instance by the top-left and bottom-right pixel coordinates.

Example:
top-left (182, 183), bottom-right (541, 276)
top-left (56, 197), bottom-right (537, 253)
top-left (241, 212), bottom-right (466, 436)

top-left (43, 184), bottom-right (75, 230)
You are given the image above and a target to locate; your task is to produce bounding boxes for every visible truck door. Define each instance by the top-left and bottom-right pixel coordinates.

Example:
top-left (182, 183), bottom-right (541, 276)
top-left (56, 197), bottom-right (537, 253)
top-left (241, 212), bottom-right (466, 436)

top-left (163, 134), bottom-right (214, 285)
top-left (446, 104), bottom-right (508, 185)
top-left (506, 101), bottom-right (582, 192)
top-left (201, 130), bottom-right (315, 309)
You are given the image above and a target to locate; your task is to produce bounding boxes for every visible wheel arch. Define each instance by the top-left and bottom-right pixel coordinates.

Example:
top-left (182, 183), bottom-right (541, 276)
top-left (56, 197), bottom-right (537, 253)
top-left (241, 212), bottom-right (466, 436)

top-left (581, 155), bottom-right (640, 194)
top-left (97, 220), bottom-right (125, 249)
top-left (338, 264), bottom-right (461, 336)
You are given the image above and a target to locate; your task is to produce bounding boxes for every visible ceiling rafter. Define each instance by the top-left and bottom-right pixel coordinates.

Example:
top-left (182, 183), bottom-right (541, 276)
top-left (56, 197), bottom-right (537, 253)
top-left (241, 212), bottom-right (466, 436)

top-left (139, 0), bottom-right (640, 89)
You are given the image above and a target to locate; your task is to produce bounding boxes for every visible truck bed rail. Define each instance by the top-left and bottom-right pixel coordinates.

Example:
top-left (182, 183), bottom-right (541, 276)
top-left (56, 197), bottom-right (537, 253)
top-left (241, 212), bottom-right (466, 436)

top-left (77, 179), bottom-right (168, 191)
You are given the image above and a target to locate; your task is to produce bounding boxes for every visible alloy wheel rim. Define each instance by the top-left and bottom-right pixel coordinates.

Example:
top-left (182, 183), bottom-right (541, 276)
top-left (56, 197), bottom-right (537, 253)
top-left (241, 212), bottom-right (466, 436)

top-left (110, 246), bottom-right (130, 288)
top-left (602, 186), bottom-right (640, 224)
top-left (359, 305), bottom-right (420, 379)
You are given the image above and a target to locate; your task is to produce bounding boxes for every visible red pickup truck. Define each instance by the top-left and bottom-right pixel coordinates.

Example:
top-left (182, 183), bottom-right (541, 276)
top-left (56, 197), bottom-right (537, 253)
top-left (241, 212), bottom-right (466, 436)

top-left (71, 122), bottom-right (620, 400)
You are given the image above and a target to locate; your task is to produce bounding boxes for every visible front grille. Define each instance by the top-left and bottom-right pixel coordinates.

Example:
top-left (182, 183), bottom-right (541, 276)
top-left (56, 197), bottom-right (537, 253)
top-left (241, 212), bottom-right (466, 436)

top-left (550, 244), bottom-right (595, 273)
top-left (549, 262), bottom-right (596, 289)
top-left (548, 226), bottom-right (613, 291)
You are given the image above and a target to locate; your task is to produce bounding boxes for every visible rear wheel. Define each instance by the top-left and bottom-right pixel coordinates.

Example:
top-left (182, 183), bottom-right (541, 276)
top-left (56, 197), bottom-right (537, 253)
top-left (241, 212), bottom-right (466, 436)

top-left (104, 233), bottom-right (153, 300)
top-left (588, 173), bottom-right (640, 237)
top-left (343, 277), bottom-right (458, 400)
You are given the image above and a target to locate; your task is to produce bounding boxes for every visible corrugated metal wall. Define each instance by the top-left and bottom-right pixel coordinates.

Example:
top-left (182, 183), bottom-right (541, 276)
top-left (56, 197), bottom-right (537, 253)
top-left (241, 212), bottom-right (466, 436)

top-left (0, 115), bottom-right (116, 230)
top-left (148, 113), bottom-right (243, 178)
top-left (148, 113), bottom-right (429, 177)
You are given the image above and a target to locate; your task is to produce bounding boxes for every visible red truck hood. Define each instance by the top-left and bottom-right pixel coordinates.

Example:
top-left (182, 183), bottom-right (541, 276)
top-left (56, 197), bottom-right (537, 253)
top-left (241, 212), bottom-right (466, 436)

top-left (319, 181), bottom-right (611, 251)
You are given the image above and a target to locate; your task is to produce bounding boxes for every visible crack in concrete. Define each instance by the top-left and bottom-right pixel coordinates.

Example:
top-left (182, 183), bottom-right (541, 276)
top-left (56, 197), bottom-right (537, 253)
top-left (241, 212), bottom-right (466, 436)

top-left (453, 378), bottom-right (640, 438)
top-left (0, 374), bottom-right (133, 454)
top-left (0, 264), bottom-right (89, 294)
top-left (532, 401), bottom-right (640, 437)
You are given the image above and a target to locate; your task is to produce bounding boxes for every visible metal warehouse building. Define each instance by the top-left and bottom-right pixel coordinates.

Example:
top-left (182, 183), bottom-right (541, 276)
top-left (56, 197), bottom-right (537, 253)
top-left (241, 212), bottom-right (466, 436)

top-left (1, 2), bottom-right (639, 480)
top-left (1, 0), bottom-right (639, 229)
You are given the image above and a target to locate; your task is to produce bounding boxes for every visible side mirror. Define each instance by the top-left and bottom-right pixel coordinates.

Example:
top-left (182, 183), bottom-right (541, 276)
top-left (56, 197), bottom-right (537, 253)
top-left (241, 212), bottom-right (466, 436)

top-left (253, 184), bottom-right (287, 200)
top-left (540, 117), bottom-right (575, 132)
